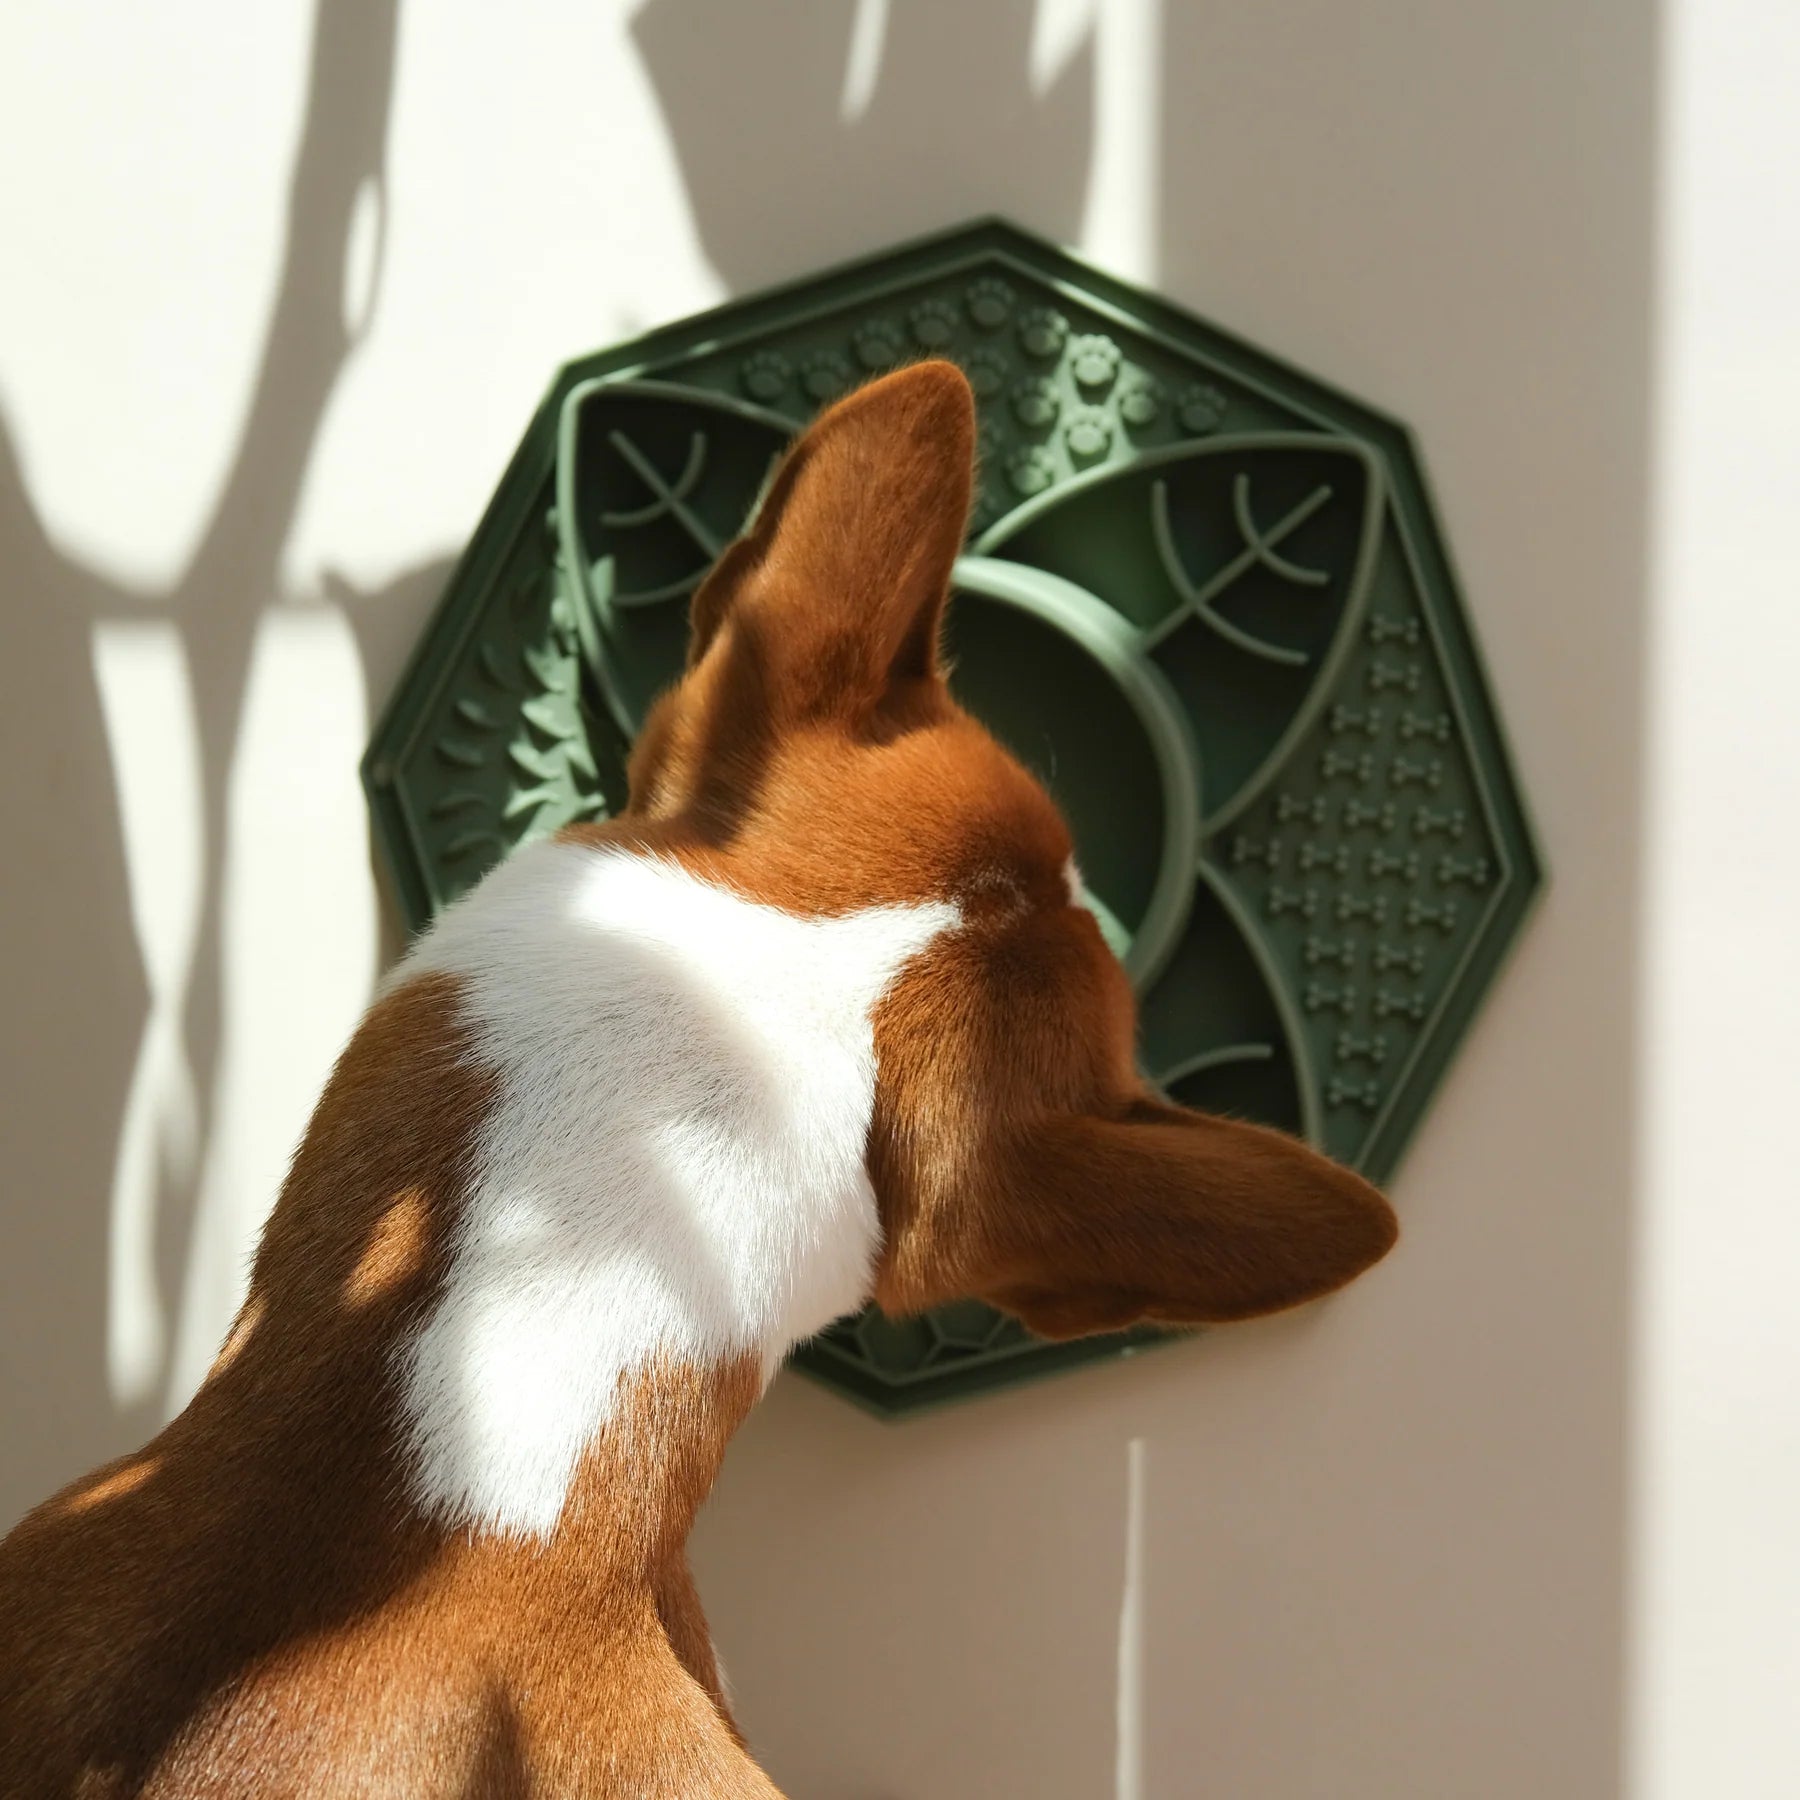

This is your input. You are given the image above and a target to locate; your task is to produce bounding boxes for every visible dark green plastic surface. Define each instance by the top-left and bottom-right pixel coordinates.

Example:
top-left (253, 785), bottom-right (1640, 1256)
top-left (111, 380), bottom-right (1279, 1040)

top-left (364, 219), bottom-right (1542, 1416)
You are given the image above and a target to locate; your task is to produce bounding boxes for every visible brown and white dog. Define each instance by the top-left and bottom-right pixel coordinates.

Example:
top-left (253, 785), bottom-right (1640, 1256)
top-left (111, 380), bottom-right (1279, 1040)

top-left (0, 361), bottom-right (1396, 1797)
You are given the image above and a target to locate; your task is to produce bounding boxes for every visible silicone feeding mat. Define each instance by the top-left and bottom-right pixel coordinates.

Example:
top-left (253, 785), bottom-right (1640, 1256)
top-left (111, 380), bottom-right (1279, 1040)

top-left (364, 220), bottom-right (1541, 1414)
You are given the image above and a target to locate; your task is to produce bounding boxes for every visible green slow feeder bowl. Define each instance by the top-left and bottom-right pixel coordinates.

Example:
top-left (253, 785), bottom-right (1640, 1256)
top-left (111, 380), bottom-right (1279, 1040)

top-left (364, 220), bottom-right (1542, 1415)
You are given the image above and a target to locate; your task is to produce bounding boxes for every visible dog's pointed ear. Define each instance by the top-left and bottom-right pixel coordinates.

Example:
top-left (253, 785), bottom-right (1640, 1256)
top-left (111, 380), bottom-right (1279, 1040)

top-left (977, 1099), bottom-right (1398, 1338)
top-left (685, 361), bottom-right (974, 715)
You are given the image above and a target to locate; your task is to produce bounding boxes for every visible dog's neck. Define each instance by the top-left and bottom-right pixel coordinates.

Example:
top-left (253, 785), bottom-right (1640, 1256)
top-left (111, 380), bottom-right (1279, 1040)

top-left (149, 833), bottom-right (956, 1675)
top-left (264, 836), bottom-right (955, 1554)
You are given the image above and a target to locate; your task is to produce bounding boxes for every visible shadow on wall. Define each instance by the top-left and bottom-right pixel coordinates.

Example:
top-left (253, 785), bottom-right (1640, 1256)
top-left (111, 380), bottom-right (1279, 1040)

top-left (632, 0), bottom-right (1097, 290)
top-left (0, 0), bottom-right (448, 1526)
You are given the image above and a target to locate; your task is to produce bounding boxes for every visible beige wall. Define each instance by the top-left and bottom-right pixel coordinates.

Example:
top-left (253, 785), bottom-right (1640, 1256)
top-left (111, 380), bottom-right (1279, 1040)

top-left (1629, 3), bottom-right (1800, 1793)
top-left (3, 2), bottom-right (1781, 1796)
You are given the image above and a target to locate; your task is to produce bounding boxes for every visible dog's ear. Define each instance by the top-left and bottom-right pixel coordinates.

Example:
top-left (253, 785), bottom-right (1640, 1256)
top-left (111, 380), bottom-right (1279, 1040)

top-left (976, 1099), bottom-right (1398, 1337)
top-left (685, 361), bottom-right (974, 718)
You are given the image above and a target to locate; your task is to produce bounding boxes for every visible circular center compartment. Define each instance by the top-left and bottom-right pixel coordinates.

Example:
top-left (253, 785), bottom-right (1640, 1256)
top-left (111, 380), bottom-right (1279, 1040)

top-left (949, 556), bottom-right (1203, 990)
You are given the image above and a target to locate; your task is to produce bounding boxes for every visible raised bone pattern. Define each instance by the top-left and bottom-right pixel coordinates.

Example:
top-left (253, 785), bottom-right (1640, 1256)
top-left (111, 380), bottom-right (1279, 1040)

top-left (1227, 597), bottom-right (1500, 1143)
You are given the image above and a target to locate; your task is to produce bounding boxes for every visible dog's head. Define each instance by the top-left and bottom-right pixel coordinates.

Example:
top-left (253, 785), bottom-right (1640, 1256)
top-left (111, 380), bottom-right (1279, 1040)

top-left (627, 360), bottom-right (1396, 1337)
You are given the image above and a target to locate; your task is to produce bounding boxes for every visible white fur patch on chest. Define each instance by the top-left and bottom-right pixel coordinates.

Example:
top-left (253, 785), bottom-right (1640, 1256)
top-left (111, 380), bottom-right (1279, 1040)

top-left (393, 840), bottom-right (956, 1537)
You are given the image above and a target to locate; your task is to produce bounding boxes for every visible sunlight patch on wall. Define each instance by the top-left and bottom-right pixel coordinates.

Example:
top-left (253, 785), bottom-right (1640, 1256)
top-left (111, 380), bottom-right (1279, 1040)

top-left (0, 0), bottom-right (312, 589)
top-left (163, 600), bottom-right (375, 1414)
top-left (341, 173), bottom-right (386, 343)
top-left (1030, 0), bottom-right (1095, 96)
top-left (1029, 0), bottom-right (1161, 281)
top-left (1116, 1434), bottom-right (1148, 1800)
top-left (1080, 0), bottom-right (1161, 284)
top-left (839, 0), bottom-right (888, 122)
top-left (1631, 2), bottom-right (1800, 1792)
top-left (90, 619), bottom-right (204, 1406)
top-left (280, 1), bottom-right (721, 597)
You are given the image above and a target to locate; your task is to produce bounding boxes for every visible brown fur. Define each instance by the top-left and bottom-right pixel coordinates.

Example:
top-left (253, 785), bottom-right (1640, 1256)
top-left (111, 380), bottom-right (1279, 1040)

top-left (0, 362), bottom-right (1396, 1795)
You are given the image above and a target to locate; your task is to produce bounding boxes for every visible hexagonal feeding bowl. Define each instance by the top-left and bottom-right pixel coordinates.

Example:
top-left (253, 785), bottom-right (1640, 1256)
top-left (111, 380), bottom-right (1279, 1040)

top-left (364, 219), bottom-right (1542, 1415)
